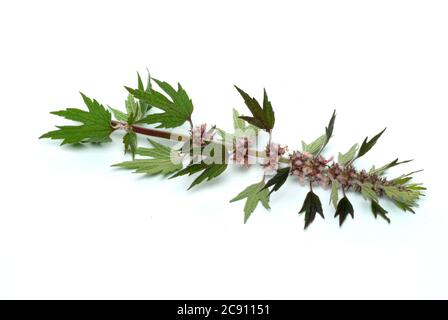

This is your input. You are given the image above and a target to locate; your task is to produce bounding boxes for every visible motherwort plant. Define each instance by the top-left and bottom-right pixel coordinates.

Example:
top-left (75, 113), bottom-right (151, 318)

top-left (41, 71), bottom-right (425, 228)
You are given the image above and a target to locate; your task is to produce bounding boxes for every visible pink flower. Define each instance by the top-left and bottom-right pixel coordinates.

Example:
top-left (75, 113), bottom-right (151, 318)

top-left (233, 137), bottom-right (253, 167)
top-left (192, 124), bottom-right (215, 146)
top-left (290, 151), bottom-right (332, 185)
top-left (262, 143), bottom-right (287, 175)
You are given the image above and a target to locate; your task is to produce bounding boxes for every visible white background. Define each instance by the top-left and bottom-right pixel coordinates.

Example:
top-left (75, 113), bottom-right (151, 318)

top-left (1, 0), bottom-right (447, 299)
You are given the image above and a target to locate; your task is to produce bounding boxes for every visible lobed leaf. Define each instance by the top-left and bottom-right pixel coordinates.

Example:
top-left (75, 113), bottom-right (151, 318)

top-left (126, 78), bottom-right (193, 128)
top-left (371, 200), bottom-right (390, 223)
top-left (262, 167), bottom-right (290, 195)
top-left (299, 191), bottom-right (324, 229)
top-left (335, 196), bottom-right (354, 226)
top-left (356, 128), bottom-right (386, 160)
top-left (338, 144), bottom-right (358, 166)
top-left (234, 86), bottom-right (275, 131)
top-left (112, 139), bottom-right (182, 176)
top-left (230, 181), bottom-right (270, 223)
top-left (40, 93), bottom-right (112, 145)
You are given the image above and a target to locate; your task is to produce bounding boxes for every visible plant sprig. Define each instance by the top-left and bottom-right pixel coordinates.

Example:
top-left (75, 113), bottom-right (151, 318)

top-left (40, 69), bottom-right (425, 229)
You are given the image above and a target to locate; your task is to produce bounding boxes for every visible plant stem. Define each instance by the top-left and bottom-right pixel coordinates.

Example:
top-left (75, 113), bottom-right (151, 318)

top-left (112, 120), bottom-right (287, 162)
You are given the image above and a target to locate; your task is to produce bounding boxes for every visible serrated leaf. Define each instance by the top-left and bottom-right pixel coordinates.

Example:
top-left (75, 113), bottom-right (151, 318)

top-left (126, 78), bottom-right (193, 128)
top-left (371, 200), bottom-right (390, 223)
top-left (338, 144), bottom-right (358, 166)
top-left (334, 196), bottom-right (354, 226)
top-left (170, 162), bottom-right (228, 190)
top-left (170, 143), bottom-right (228, 189)
top-left (110, 71), bottom-right (153, 124)
top-left (299, 191), bottom-right (324, 229)
top-left (40, 93), bottom-right (112, 145)
top-left (112, 139), bottom-right (182, 175)
top-left (330, 180), bottom-right (339, 209)
top-left (261, 167), bottom-right (290, 195)
top-left (356, 128), bottom-right (386, 160)
top-left (361, 182), bottom-right (378, 202)
top-left (123, 131), bottom-right (137, 159)
top-left (383, 185), bottom-right (422, 213)
top-left (235, 86), bottom-right (275, 131)
top-left (370, 158), bottom-right (412, 175)
top-left (302, 134), bottom-right (326, 155)
top-left (230, 181), bottom-right (270, 223)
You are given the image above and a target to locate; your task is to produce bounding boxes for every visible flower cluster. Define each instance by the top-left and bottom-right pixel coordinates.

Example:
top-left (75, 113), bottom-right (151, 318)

top-left (290, 151), bottom-right (333, 186)
top-left (192, 124), bottom-right (215, 146)
top-left (262, 143), bottom-right (287, 175)
top-left (233, 136), bottom-right (253, 167)
top-left (327, 163), bottom-right (388, 194)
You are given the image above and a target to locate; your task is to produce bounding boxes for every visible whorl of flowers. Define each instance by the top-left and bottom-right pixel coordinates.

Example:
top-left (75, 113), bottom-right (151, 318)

top-left (262, 143), bottom-right (287, 175)
top-left (233, 136), bottom-right (253, 167)
top-left (290, 151), bottom-right (332, 186)
top-left (192, 123), bottom-right (215, 147)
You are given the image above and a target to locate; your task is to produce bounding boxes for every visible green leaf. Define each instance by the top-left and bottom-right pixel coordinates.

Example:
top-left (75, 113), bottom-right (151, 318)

top-left (383, 185), bottom-right (422, 213)
top-left (338, 144), bottom-right (358, 166)
top-left (109, 106), bottom-right (128, 122)
top-left (334, 196), bottom-right (354, 226)
top-left (136, 69), bottom-right (152, 116)
top-left (299, 191), bottom-right (324, 229)
top-left (302, 135), bottom-right (326, 155)
top-left (391, 170), bottom-right (423, 185)
top-left (356, 128), bottom-right (386, 160)
top-left (262, 89), bottom-right (275, 129)
top-left (371, 200), bottom-right (390, 223)
top-left (233, 108), bottom-right (246, 131)
top-left (302, 111), bottom-right (336, 156)
top-left (110, 71), bottom-right (153, 124)
top-left (126, 78), bottom-right (193, 128)
top-left (392, 199), bottom-right (416, 213)
top-left (361, 182), bottom-right (378, 202)
top-left (40, 93), bottom-right (112, 145)
top-left (261, 167), bottom-right (290, 195)
top-left (230, 181), bottom-right (270, 223)
top-left (170, 143), bottom-right (228, 189)
top-left (215, 109), bottom-right (260, 145)
top-left (123, 131), bottom-right (137, 159)
top-left (125, 93), bottom-right (139, 117)
top-left (112, 139), bottom-right (182, 175)
top-left (330, 180), bottom-right (339, 209)
top-left (170, 161), bottom-right (228, 190)
top-left (234, 86), bottom-right (275, 131)
top-left (321, 110), bottom-right (336, 153)
top-left (370, 158), bottom-right (412, 175)
top-left (232, 108), bottom-right (259, 135)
